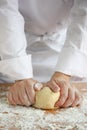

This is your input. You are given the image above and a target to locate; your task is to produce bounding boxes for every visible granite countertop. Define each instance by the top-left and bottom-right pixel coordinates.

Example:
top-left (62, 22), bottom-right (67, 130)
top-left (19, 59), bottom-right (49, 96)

top-left (0, 83), bottom-right (87, 130)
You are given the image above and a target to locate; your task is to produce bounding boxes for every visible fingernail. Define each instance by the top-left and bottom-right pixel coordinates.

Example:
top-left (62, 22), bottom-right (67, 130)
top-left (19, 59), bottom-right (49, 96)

top-left (54, 87), bottom-right (60, 92)
top-left (54, 104), bottom-right (57, 107)
top-left (54, 103), bottom-right (59, 107)
top-left (57, 87), bottom-right (60, 91)
top-left (34, 82), bottom-right (43, 91)
top-left (55, 101), bottom-right (60, 107)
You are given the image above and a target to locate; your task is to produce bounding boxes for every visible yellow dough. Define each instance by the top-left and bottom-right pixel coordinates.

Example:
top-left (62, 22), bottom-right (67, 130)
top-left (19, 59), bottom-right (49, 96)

top-left (33, 87), bottom-right (60, 109)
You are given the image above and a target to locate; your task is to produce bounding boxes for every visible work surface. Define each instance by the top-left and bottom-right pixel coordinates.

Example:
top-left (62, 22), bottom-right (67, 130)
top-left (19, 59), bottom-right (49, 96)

top-left (0, 83), bottom-right (87, 130)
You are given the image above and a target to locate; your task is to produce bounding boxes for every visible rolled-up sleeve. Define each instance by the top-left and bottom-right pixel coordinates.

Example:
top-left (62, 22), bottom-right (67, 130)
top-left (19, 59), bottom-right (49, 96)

top-left (55, 0), bottom-right (87, 78)
top-left (0, 0), bottom-right (33, 82)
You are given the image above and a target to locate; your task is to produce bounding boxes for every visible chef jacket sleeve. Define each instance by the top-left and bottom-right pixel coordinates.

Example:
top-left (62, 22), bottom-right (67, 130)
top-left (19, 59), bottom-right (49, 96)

top-left (0, 0), bottom-right (33, 82)
top-left (55, 0), bottom-right (87, 78)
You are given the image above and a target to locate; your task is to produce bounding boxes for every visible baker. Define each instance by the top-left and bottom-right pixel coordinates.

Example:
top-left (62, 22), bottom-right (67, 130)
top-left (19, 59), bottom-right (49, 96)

top-left (0, 0), bottom-right (87, 108)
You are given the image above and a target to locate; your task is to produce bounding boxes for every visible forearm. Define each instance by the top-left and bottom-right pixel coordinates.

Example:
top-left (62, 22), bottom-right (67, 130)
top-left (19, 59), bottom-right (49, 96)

top-left (52, 72), bottom-right (71, 81)
top-left (55, 0), bottom-right (87, 78)
top-left (0, 0), bottom-right (33, 82)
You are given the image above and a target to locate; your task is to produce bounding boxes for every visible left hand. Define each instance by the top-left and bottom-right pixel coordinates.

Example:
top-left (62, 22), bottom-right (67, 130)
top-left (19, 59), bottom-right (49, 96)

top-left (7, 79), bottom-right (43, 106)
top-left (45, 72), bottom-right (82, 108)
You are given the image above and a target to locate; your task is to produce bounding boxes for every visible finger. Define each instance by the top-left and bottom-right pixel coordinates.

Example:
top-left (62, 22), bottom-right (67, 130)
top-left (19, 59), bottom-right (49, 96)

top-left (62, 87), bottom-right (75, 108)
top-left (7, 92), bottom-right (12, 104)
top-left (7, 92), bottom-right (16, 105)
top-left (47, 80), bottom-right (60, 92)
top-left (55, 81), bottom-right (69, 107)
top-left (9, 83), bottom-right (22, 105)
top-left (18, 85), bottom-right (31, 106)
top-left (25, 80), bottom-right (36, 104)
top-left (71, 89), bottom-right (82, 107)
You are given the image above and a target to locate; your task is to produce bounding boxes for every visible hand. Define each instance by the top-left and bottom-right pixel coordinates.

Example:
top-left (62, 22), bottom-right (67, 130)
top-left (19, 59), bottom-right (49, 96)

top-left (7, 78), bottom-right (43, 106)
top-left (46, 72), bottom-right (82, 108)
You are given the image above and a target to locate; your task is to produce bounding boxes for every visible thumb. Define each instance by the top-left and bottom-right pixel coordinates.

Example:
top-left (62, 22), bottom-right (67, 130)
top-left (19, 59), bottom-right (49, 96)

top-left (34, 82), bottom-right (43, 91)
top-left (47, 81), bottom-right (60, 92)
top-left (50, 85), bottom-right (60, 92)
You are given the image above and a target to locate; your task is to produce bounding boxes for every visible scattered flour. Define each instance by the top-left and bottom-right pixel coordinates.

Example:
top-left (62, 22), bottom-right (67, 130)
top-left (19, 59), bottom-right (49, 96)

top-left (0, 86), bottom-right (87, 130)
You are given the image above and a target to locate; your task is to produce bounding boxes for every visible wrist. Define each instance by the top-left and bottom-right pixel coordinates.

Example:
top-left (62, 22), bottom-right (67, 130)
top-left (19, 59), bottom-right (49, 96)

top-left (52, 72), bottom-right (71, 81)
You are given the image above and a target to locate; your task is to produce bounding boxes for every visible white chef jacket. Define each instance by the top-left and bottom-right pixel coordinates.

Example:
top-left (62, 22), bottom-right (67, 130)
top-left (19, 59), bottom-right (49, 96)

top-left (0, 0), bottom-right (87, 83)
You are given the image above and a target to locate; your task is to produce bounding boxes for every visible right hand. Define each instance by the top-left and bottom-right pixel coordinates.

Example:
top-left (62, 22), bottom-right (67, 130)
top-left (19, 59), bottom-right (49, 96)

top-left (45, 72), bottom-right (82, 108)
top-left (7, 78), bottom-right (43, 106)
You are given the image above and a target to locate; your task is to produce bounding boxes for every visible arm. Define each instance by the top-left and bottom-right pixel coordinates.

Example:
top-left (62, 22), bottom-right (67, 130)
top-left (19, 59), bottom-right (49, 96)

top-left (55, 0), bottom-right (87, 78)
top-left (0, 0), bottom-right (33, 82)
top-left (46, 0), bottom-right (85, 108)
top-left (0, 0), bottom-right (39, 107)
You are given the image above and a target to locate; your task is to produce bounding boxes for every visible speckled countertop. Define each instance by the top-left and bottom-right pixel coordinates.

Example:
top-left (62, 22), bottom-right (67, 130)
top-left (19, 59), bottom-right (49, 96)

top-left (0, 83), bottom-right (87, 130)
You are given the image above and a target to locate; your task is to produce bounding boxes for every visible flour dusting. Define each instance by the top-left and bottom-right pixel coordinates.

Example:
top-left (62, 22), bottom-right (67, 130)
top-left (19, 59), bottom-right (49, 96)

top-left (0, 85), bottom-right (87, 130)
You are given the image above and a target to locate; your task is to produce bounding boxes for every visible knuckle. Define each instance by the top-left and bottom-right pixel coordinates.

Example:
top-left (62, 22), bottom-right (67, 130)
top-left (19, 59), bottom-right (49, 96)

top-left (61, 93), bottom-right (67, 99)
top-left (25, 101), bottom-right (31, 106)
top-left (7, 97), bottom-right (10, 103)
top-left (76, 93), bottom-right (80, 101)
top-left (23, 95), bottom-right (28, 101)
top-left (30, 96), bottom-right (35, 104)
top-left (59, 98), bottom-right (65, 105)
top-left (60, 81), bottom-right (68, 88)
top-left (62, 80), bottom-right (67, 85)
top-left (31, 99), bottom-right (35, 105)
top-left (69, 95), bottom-right (75, 102)
top-left (58, 79), bottom-right (67, 84)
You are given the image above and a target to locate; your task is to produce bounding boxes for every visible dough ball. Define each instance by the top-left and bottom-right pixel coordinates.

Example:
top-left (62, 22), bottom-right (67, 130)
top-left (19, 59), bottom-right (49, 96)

top-left (33, 87), bottom-right (60, 109)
